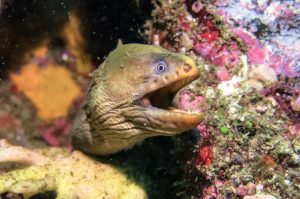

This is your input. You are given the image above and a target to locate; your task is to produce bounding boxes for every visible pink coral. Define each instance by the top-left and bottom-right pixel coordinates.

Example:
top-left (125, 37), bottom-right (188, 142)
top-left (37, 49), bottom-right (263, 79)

top-left (247, 45), bottom-right (268, 65)
top-left (178, 92), bottom-right (205, 112)
top-left (283, 58), bottom-right (300, 78)
top-left (185, 3), bottom-right (243, 75)
top-left (193, 41), bottom-right (215, 58)
top-left (39, 118), bottom-right (72, 148)
top-left (216, 66), bottom-right (231, 81)
top-left (202, 179), bottom-right (226, 199)
top-left (194, 40), bottom-right (240, 81)
top-left (269, 54), bottom-right (284, 74)
top-left (178, 16), bottom-right (191, 31)
top-left (287, 124), bottom-right (300, 136)
top-left (194, 41), bottom-right (241, 68)
top-left (233, 29), bottom-right (258, 46)
top-left (191, 1), bottom-right (204, 13)
top-left (214, 44), bottom-right (240, 67)
top-left (199, 31), bottom-right (220, 42)
top-left (197, 124), bottom-right (211, 140)
top-left (236, 183), bottom-right (256, 197)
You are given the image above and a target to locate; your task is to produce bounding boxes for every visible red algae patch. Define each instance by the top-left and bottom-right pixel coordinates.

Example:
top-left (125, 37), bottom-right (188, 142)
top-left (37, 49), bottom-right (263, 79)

top-left (10, 63), bottom-right (81, 121)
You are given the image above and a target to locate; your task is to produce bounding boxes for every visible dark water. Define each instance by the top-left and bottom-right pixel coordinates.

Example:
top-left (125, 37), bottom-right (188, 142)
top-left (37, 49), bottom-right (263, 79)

top-left (0, 0), bottom-right (152, 78)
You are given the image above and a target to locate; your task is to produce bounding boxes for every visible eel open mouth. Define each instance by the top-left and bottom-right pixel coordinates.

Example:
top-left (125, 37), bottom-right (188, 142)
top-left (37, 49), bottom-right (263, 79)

top-left (134, 75), bottom-right (204, 131)
top-left (135, 76), bottom-right (195, 109)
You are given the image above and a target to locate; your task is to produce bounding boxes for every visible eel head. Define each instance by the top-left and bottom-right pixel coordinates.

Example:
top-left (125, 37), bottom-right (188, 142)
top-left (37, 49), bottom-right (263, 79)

top-left (72, 43), bottom-right (204, 155)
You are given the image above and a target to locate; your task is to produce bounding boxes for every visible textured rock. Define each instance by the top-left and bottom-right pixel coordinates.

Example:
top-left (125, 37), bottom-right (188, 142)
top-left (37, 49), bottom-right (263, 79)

top-left (0, 140), bottom-right (147, 199)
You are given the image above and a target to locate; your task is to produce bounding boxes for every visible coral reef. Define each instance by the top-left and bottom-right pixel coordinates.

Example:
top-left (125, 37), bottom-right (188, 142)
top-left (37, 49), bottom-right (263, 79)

top-left (0, 140), bottom-right (147, 199)
top-left (0, 0), bottom-right (299, 198)
top-left (143, 0), bottom-right (300, 198)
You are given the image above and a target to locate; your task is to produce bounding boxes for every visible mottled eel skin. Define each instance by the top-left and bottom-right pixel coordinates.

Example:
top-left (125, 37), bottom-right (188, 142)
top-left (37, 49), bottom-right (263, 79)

top-left (72, 42), bottom-right (204, 155)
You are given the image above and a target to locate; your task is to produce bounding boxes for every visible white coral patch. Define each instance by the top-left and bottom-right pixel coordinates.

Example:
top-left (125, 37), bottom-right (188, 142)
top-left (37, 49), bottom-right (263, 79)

top-left (217, 55), bottom-right (249, 96)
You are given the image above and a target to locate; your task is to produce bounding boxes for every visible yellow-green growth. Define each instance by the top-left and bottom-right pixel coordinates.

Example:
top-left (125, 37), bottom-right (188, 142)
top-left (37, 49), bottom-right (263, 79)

top-left (0, 144), bottom-right (147, 199)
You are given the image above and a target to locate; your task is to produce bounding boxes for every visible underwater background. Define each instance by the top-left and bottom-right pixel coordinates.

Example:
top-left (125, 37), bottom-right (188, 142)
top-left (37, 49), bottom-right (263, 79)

top-left (0, 0), bottom-right (299, 198)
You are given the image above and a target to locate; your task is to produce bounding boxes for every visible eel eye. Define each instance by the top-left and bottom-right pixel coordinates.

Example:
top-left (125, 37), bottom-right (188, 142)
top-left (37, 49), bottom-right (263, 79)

top-left (155, 61), bottom-right (167, 74)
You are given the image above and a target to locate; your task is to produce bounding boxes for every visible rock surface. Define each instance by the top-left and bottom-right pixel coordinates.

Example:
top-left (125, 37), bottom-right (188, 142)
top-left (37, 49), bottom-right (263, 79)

top-left (0, 140), bottom-right (147, 199)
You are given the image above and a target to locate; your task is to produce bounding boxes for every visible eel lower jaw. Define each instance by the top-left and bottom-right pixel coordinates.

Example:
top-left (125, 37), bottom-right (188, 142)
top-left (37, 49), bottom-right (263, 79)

top-left (145, 106), bottom-right (204, 132)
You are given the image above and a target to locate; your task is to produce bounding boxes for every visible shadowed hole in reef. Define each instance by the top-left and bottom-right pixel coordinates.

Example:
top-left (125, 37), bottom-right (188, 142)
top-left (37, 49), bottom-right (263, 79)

top-left (30, 192), bottom-right (56, 199)
top-left (100, 130), bottom-right (209, 199)
top-left (1, 192), bottom-right (56, 199)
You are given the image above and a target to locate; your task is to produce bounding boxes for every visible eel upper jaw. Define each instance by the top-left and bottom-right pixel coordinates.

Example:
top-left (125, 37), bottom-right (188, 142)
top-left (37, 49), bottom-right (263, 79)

top-left (133, 74), bottom-right (204, 132)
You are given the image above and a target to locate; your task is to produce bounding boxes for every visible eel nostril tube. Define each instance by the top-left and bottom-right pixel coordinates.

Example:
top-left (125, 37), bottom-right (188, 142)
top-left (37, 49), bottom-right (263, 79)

top-left (183, 64), bottom-right (192, 73)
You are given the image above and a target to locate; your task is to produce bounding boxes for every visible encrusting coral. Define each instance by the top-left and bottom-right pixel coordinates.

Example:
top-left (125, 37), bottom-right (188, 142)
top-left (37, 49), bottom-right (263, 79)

top-left (10, 63), bottom-right (81, 121)
top-left (0, 140), bottom-right (147, 199)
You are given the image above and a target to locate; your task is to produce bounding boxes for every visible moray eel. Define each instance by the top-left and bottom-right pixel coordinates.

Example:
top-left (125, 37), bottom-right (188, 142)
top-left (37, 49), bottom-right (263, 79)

top-left (72, 42), bottom-right (204, 155)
